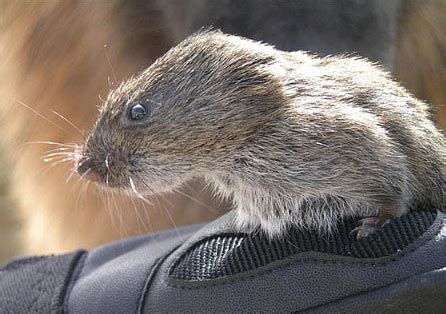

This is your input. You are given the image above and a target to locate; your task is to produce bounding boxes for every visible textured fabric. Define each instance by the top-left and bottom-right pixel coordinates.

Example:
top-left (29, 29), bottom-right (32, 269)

top-left (145, 210), bottom-right (446, 312)
top-left (0, 250), bottom-right (86, 313)
top-left (170, 211), bottom-right (437, 281)
top-left (0, 210), bottom-right (445, 313)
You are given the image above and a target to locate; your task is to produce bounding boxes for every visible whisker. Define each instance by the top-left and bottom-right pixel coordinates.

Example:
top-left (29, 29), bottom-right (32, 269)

top-left (158, 197), bottom-right (178, 232)
top-left (42, 147), bottom-right (73, 154)
top-left (129, 177), bottom-right (153, 206)
top-left (79, 168), bottom-right (92, 181)
top-left (36, 157), bottom-right (73, 177)
top-left (149, 189), bottom-right (175, 231)
top-left (106, 173), bottom-right (110, 188)
top-left (78, 180), bottom-right (90, 212)
top-left (74, 180), bottom-right (86, 214)
top-left (65, 170), bottom-right (76, 184)
top-left (111, 191), bottom-right (125, 239)
top-left (100, 181), bottom-right (116, 231)
top-left (136, 195), bottom-right (155, 233)
top-left (105, 154), bottom-right (110, 170)
top-left (131, 190), bottom-right (165, 252)
top-left (12, 98), bottom-right (72, 135)
top-left (21, 141), bottom-right (78, 148)
top-left (49, 109), bottom-right (84, 136)
top-left (41, 155), bottom-right (73, 163)
top-left (83, 181), bottom-right (91, 205)
top-left (104, 191), bottom-right (115, 229)
top-left (133, 177), bottom-right (179, 233)
top-left (128, 177), bottom-right (172, 249)
top-left (42, 155), bottom-right (74, 163)
top-left (176, 186), bottom-right (216, 213)
top-left (41, 152), bottom-right (76, 159)
top-left (41, 156), bottom-right (73, 166)
top-left (128, 189), bottom-right (150, 234)
top-left (104, 44), bottom-right (117, 86)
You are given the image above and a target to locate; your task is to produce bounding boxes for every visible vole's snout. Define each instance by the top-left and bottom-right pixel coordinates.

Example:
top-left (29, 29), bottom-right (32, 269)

top-left (76, 156), bottom-right (101, 182)
top-left (75, 144), bottom-right (131, 187)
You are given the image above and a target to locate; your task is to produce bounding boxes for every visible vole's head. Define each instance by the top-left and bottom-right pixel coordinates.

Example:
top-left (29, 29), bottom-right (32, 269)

top-left (75, 31), bottom-right (287, 194)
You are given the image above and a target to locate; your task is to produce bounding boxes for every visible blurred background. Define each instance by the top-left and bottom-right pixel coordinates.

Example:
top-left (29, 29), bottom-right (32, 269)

top-left (0, 0), bottom-right (445, 263)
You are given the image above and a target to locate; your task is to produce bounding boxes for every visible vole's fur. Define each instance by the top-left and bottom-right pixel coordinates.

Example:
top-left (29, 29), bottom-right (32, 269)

top-left (79, 31), bottom-right (445, 237)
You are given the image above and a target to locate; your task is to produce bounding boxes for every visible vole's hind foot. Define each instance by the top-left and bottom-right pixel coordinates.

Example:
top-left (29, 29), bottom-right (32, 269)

top-left (352, 217), bottom-right (390, 239)
top-left (352, 205), bottom-right (401, 239)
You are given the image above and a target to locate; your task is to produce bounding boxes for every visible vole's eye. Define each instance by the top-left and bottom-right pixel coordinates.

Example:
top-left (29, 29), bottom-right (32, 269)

top-left (129, 103), bottom-right (147, 121)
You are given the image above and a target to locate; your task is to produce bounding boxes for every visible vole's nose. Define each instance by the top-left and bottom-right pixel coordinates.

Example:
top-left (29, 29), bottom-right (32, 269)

top-left (76, 156), bottom-right (100, 182)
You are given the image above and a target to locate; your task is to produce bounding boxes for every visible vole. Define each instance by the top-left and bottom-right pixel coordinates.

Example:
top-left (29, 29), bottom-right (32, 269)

top-left (75, 30), bottom-right (445, 238)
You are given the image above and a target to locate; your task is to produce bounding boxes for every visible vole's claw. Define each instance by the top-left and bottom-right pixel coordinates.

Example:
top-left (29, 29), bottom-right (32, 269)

top-left (352, 216), bottom-right (391, 239)
top-left (352, 224), bottom-right (378, 239)
top-left (350, 224), bottom-right (375, 239)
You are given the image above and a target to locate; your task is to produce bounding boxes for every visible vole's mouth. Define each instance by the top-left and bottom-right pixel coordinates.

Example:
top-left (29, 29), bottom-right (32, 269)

top-left (76, 156), bottom-right (101, 182)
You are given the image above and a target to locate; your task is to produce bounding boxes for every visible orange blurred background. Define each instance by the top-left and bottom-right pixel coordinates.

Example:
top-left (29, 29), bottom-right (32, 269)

top-left (0, 0), bottom-right (445, 263)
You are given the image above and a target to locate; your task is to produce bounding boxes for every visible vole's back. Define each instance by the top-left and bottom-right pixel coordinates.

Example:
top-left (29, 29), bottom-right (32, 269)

top-left (281, 50), bottom-right (445, 211)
